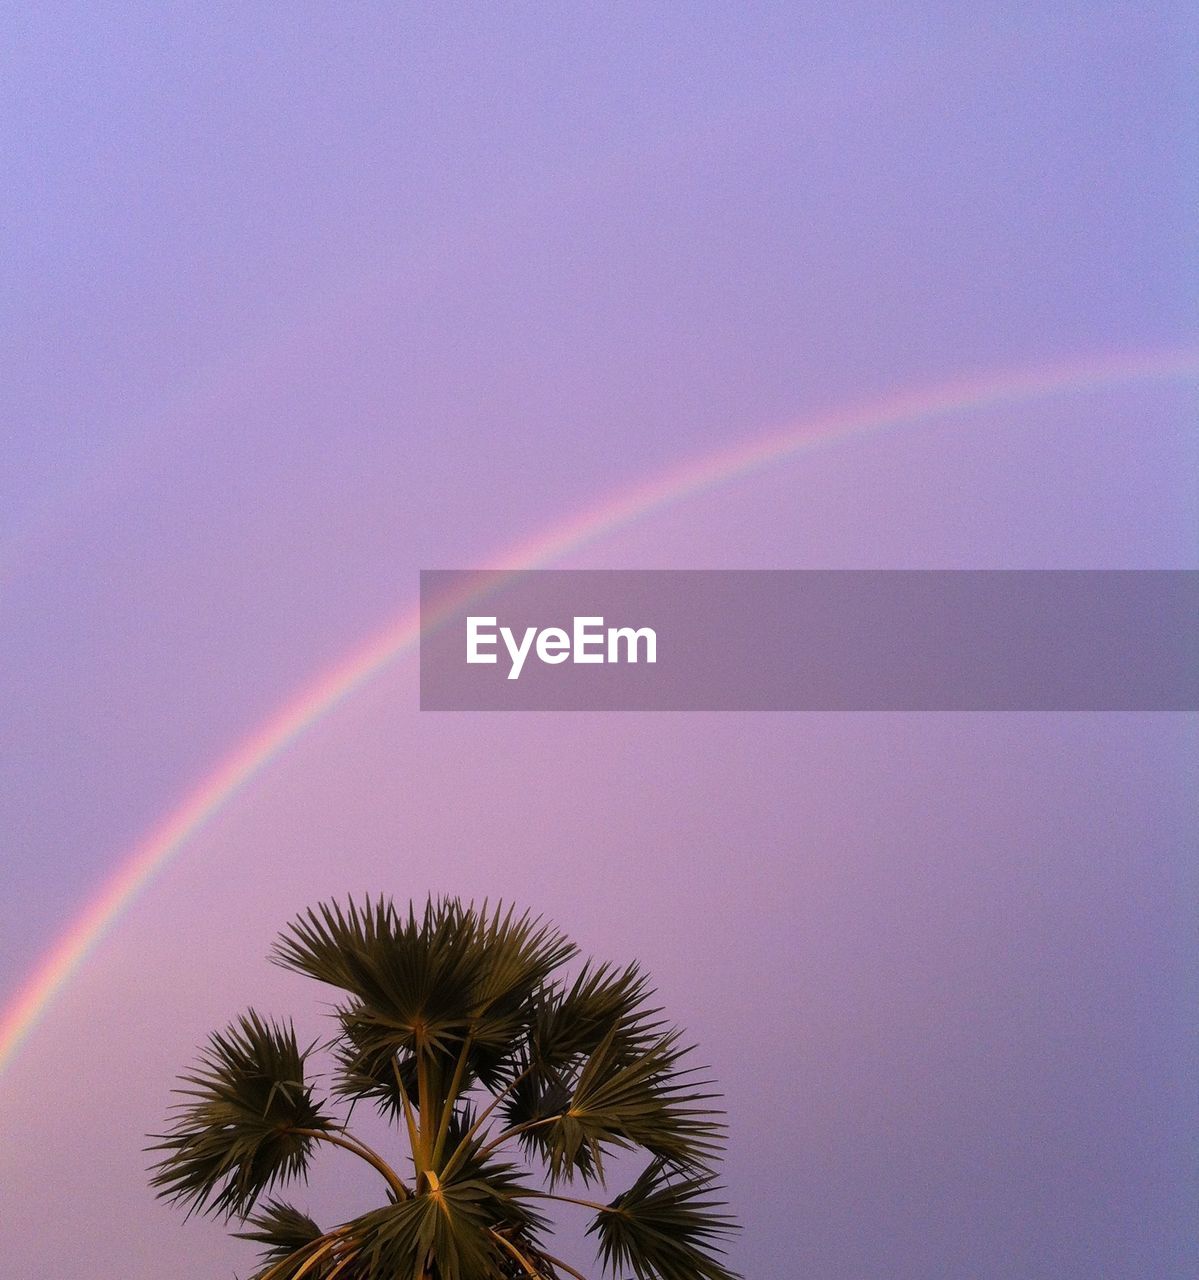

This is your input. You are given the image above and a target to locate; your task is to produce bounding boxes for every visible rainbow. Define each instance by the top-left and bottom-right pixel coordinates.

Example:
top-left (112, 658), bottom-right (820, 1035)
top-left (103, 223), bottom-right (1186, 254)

top-left (2, 345), bottom-right (1196, 1079)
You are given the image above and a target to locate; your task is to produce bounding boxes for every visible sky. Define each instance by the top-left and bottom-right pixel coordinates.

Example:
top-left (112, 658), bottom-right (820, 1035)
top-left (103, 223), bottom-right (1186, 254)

top-left (1, 4), bottom-right (1196, 1278)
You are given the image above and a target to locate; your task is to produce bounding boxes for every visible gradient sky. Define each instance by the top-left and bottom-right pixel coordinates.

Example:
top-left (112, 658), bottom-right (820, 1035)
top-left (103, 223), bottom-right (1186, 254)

top-left (1, 5), bottom-right (1196, 1278)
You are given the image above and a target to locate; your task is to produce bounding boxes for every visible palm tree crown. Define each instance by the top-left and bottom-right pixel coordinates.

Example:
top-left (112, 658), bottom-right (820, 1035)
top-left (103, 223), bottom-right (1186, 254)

top-left (149, 895), bottom-right (739, 1280)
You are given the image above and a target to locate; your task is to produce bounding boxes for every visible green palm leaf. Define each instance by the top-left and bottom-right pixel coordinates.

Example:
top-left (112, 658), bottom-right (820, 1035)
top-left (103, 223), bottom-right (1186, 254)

top-left (346, 1165), bottom-right (543, 1280)
top-left (235, 1199), bottom-right (324, 1260)
top-left (148, 1010), bottom-right (333, 1219)
top-left (589, 1159), bottom-right (740, 1280)
top-left (508, 1023), bottom-right (724, 1185)
top-left (329, 1004), bottom-right (423, 1122)
top-left (531, 962), bottom-right (663, 1069)
top-left (273, 897), bottom-right (480, 1060)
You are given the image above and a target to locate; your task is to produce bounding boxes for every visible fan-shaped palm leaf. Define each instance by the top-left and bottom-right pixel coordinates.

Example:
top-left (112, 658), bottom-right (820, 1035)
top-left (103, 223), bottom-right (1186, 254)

top-left (149, 1011), bottom-right (334, 1218)
top-left (235, 1199), bottom-right (324, 1261)
top-left (588, 1159), bottom-right (738, 1280)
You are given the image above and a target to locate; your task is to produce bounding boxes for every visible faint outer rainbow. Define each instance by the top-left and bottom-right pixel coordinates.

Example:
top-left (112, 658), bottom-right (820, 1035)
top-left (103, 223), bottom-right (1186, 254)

top-left (1, 345), bottom-right (1196, 1078)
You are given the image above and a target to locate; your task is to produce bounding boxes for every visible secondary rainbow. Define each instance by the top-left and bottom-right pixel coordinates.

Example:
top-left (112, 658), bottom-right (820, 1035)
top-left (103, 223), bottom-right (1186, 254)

top-left (2, 344), bottom-right (1196, 1079)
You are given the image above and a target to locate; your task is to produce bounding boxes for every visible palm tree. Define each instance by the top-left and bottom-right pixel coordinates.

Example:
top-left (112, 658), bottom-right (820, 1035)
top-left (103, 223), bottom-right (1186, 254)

top-left (149, 895), bottom-right (739, 1280)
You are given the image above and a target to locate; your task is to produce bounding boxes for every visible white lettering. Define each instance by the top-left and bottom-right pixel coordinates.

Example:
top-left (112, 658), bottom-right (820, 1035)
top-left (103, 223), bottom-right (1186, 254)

top-left (500, 625), bottom-right (538, 681)
top-left (467, 616), bottom-right (657, 679)
top-left (536, 627), bottom-right (571, 664)
top-left (466, 617), bottom-right (498, 663)
top-left (573, 616), bottom-right (606, 663)
top-left (608, 625), bottom-right (657, 665)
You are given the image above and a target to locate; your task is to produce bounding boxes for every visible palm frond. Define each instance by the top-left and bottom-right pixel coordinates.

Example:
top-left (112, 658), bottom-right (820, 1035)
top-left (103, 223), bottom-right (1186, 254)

top-left (465, 903), bottom-right (578, 1087)
top-left (148, 1010), bottom-right (333, 1219)
top-left (510, 1023), bottom-right (725, 1185)
top-left (234, 1199), bottom-right (324, 1262)
top-left (589, 1159), bottom-right (740, 1280)
top-left (329, 1009), bottom-right (421, 1122)
top-left (274, 897), bottom-right (479, 1060)
top-left (346, 1166), bottom-right (544, 1280)
top-left (531, 962), bottom-right (663, 1070)
top-left (575, 1027), bottom-right (724, 1169)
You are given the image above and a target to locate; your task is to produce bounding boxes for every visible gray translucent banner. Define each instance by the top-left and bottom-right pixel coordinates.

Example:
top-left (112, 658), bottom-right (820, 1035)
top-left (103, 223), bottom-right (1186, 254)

top-left (419, 570), bottom-right (1198, 711)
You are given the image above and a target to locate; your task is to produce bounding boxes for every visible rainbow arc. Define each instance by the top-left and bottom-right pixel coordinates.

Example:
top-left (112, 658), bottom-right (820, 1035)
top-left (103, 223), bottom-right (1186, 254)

top-left (1, 345), bottom-right (1195, 1079)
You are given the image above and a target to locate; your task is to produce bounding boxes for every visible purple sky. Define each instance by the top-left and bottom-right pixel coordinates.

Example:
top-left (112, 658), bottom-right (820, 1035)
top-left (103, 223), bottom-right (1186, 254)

top-left (1, 5), bottom-right (1196, 1277)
